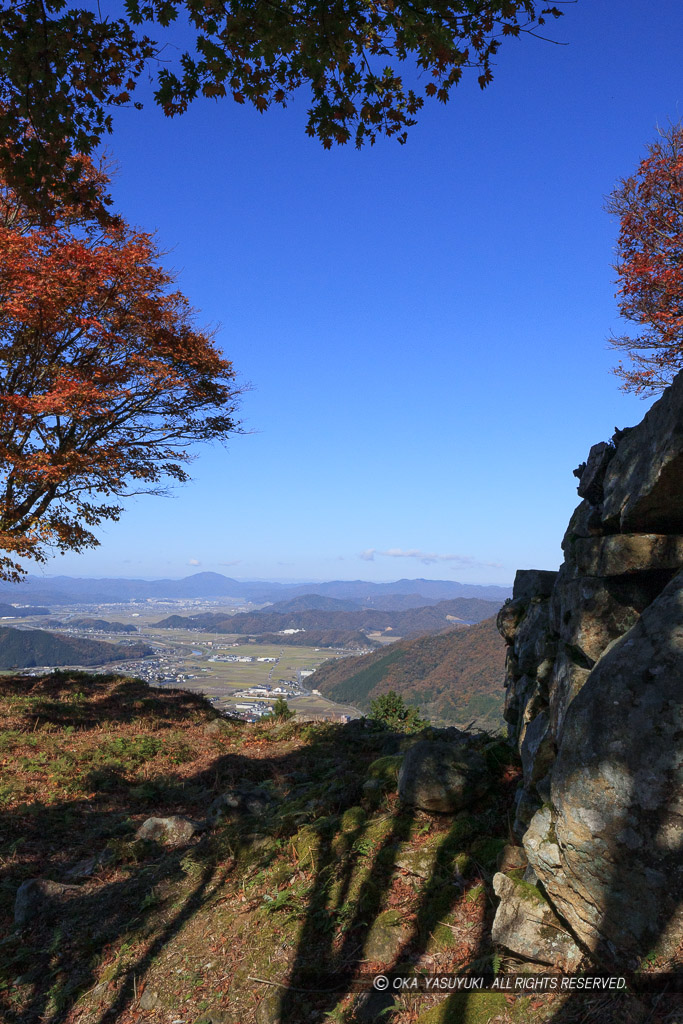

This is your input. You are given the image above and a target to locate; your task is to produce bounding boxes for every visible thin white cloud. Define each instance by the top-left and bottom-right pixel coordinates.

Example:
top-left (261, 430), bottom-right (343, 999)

top-left (187, 558), bottom-right (201, 566)
top-left (383, 548), bottom-right (462, 564)
top-left (359, 548), bottom-right (502, 569)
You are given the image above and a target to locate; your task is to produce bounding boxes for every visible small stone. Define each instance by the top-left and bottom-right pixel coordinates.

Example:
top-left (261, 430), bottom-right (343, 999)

top-left (255, 989), bottom-right (282, 1024)
top-left (354, 988), bottom-right (396, 1022)
top-left (135, 816), bottom-right (198, 846)
top-left (497, 843), bottom-right (528, 873)
top-left (64, 848), bottom-right (114, 881)
top-left (204, 719), bottom-right (231, 736)
top-left (207, 785), bottom-right (273, 825)
top-left (138, 988), bottom-right (159, 1010)
top-left (14, 878), bottom-right (81, 928)
top-left (364, 909), bottom-right (413, 963)
top-left (91, 981), bottom-right (109, 1003)
top-left (394, 843), bottom-right (439, 879)
top-left (362, 778), bottom-right (381, 793)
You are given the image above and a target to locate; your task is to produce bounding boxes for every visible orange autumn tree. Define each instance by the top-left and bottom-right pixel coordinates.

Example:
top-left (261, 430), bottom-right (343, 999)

top-left (607, 124), bottom-right (683, 394)
top-left (0, 162), bottom-right (242, 580)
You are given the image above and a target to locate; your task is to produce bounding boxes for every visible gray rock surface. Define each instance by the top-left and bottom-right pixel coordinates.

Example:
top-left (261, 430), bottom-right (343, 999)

top-left (512, 569), bottom-right (558, 603)
top-left (519, 711), bottom-right (554, 787)
top-left (496, 370), bottom-right (683, 969)
top-left (364, 908), bottom-right (412, 962)
top-left (14, 878), bottom-right (81, 928)
top-left (491, 872), bottom-right (582, 968)
top-left (138, 988), bottom-right (159, 1010)
top-left (573, 533), bottom-right (683, 577)
top-left (536, 572), bottom-right (683, 964)
top-left (136, 816), bottom-right (198, 845)
top-left (64, 848), bottom-right (114, 880)
top-left (398, 738), bottom-right (489, 813)
top-left (549, 571), bottom-right (643, 664)
top-left (207, 785), bottom-right (273, 823)
top-left (354, 989), bottom-right (396, 1023)
top-left (601, 368), bottom-right (683, 532)
top-left (575, 441), bottom-right (615, 503)
top-left (497, 843), bottom-right (528, 873)
top-left (394, 835), bottom-right (443, 878)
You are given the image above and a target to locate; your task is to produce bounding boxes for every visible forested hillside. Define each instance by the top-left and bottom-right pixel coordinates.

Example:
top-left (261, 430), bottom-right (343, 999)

top-left (250, 630), bottom-right (379, 649)
top-left (153, 597), bottom-right (501, 637)
top-left (0, 627), bottom-right (151, 669)
top-left (312, 617), bottom-right (506, 730)
top-left (47, 618), bottom-right (139, 633)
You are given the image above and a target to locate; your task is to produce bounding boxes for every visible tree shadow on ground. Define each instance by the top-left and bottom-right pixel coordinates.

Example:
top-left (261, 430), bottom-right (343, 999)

top-left (1, 668), bottom-right (677, 1024)
top-left (0, 670), bottom-right (517, 1024)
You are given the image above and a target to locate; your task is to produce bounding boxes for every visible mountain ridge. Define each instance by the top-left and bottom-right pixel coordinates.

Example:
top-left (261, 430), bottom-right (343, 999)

top-left (152, 596), bottom-right (503, 636)
top-left (0, 573), bottom-right (512, 606)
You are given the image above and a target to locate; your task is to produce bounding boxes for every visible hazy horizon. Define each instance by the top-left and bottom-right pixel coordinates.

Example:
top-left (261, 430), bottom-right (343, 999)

top-left (3, 570), bottom-right (514, 588)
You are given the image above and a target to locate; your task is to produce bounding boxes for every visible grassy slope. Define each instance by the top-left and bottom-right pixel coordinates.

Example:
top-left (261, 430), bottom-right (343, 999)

top-left (312, 618), bottom-right (507, 730)
top-left (0, 674), bottom-right (674, 1024)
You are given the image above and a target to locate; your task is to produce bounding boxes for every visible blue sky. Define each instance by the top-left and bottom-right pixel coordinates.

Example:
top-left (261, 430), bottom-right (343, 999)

top-left (39, 0), bottom-right (683, 584)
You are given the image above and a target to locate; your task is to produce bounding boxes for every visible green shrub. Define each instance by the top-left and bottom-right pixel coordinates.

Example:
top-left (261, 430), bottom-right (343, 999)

top-left (369, 691), bottom-right (427, 733)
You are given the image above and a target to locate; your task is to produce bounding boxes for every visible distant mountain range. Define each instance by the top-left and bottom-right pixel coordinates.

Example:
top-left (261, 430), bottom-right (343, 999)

top-left (153, 596), bottom-right (503, 638)
top-left (0, 627), bottom-right (151, 669)
top-left (311, 617), bottom-right (507, 729)
top-left (0, 572), bottom-right (512, 607)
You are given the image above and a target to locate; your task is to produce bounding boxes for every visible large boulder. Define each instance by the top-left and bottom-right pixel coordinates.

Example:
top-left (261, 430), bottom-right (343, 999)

top-left (512, 569), bottom-right (558, 603)
top-left (398, 738), bottom-right (490, 814)
top-left (512, 598), bottom-right (555, 675)
top-left (549, 570), bottom-right (645, 665)
top-left (575, 441), bottom-right (615, 504)
top-left (527, 570), bottom-right (683, 966)
top-left (601, 368), bottom-right (683, 532)
top-left (573, 533), bottom-right (683, 578)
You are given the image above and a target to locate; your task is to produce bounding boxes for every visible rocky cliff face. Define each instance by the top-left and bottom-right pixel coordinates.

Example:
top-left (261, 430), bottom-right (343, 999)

top-left (494, 370), bottom-right (683, 970)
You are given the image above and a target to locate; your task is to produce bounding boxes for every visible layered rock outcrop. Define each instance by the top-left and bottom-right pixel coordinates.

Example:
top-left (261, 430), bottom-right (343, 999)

top-left (494, 369), bottom-right (683, 968)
